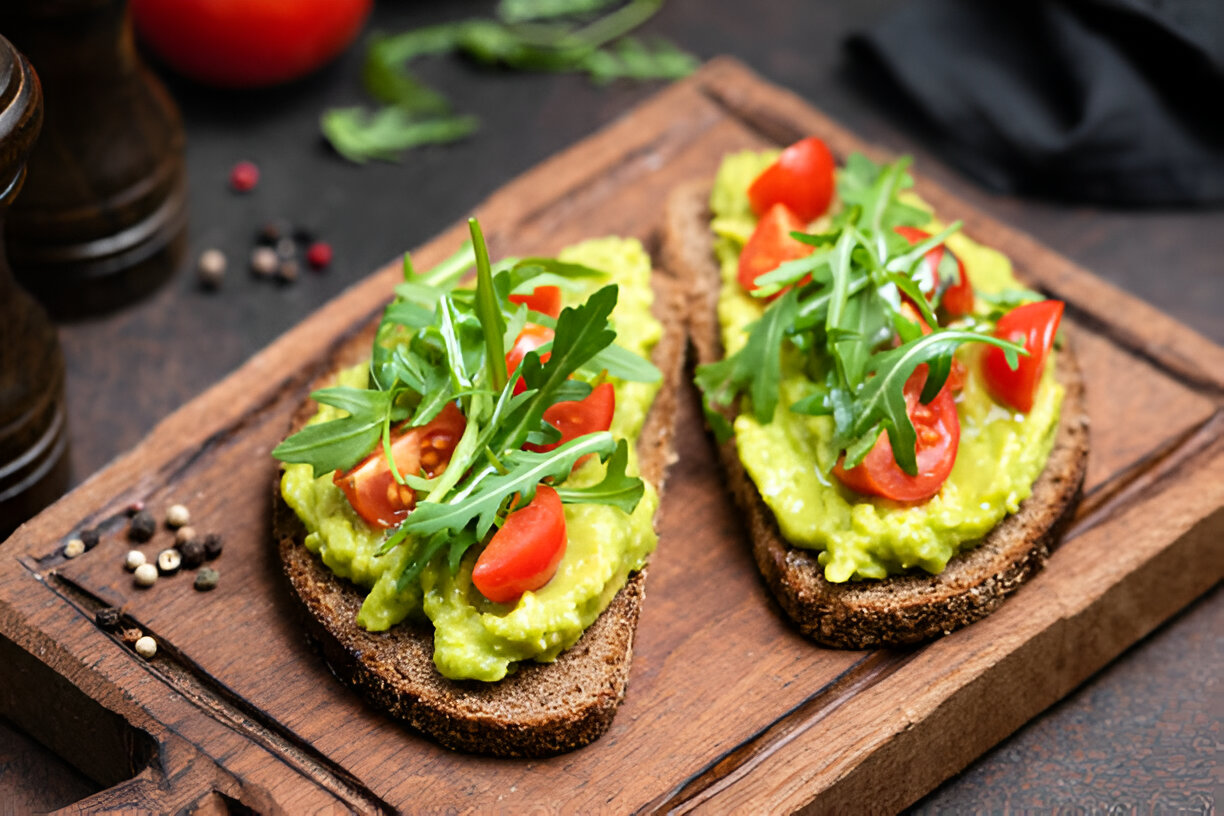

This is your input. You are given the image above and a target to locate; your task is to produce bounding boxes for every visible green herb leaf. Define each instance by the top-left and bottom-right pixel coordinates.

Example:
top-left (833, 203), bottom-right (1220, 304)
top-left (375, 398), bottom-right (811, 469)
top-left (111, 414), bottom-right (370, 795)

top-left (497, 0), bottom-right (620, 23)
top-left (271, 388), bottom-right (394, 476)
top-left (470, 219), bottom-right (508, 391)
top-left (321, 107), bottom-right (479, 164)
top-left (553, 439), bottom-right (644, 514)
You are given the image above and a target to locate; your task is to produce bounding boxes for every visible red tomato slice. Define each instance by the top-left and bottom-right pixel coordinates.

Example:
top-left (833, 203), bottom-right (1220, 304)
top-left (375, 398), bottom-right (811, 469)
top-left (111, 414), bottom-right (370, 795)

top-left (982, 300), bottom-right (1064, 413)
top-left (524, 382), bottom-right (615, 455)
top-left (738, 203), bottom-right (814, 296)
top-left (472, 485), bottom-right (567, 604)
top-left (506, 323), bottom-right (554, 395)
top-left (895, 226), bottom-right (975, 317)
top-left (333, 402), bottom-right (465, 528)
top-left (833, 367), bottom-right (960, 503)
top-left (508, 285), bottom-right (562, 319)
top-left (747, 137), bottom-right (836, 223)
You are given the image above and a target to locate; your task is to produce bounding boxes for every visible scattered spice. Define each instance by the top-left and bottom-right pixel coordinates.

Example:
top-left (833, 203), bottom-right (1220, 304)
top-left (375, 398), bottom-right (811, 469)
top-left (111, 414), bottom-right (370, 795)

top-left (79, 528), bottom-right (100, 551)
top-left (306, 242), bottom-right (333, 270)
top-left (274, 237), bottom-right (297, 260)
top-left (179, 536), bottom-right (206, 569)
top-left (174, 526), bottom-right (197, 546)
top-left (95, 607), bottom-right (121, 630)
top-left (277, 259), bottom-right (300, 283)
top-left (194, 567), bottom-right (220, 592)
top-left (257, 219), bottom-right (289, 245)
top-left (128, 511), bottom-right (156, 542)
top-left (120, 627), bottom-right (143, 644)
top-left (197, 249), bottom-right (226, 289)
top-left (134, 636), bottom-right (157, 659)
top-left (203, 533), bottom-right (224, 560)
top-left (124, 550), bottom-right (147, 571)
top-left (133, 562), bottom-right (158, 587)
top-left (250, 246), bottom-right (279, 277)
top-left (165, 504), bottom-right (191, 528)
top-left (157, 548), bottom-right (182, 575)
top-left (229, 160), bottom-right (259, 193)
top-left (127, 500), bottom-right (144, 516)
top-left (63, 538), bottom-right (85, 559)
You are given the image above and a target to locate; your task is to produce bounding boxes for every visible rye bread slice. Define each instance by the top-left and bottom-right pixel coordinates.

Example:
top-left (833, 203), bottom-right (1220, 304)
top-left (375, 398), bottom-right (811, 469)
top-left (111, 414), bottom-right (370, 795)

top-left (662, 181), bottom-right (1090, 649)
top-left (273, 275), bottom-right (685, 757)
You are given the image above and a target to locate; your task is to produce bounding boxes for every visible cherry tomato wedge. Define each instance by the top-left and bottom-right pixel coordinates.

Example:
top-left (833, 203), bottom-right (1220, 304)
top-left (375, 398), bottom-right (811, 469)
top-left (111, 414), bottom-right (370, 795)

top-left (833, 367), bottom-right (960, 503)
top-left (747, 137), bottom-right (836, 223)
top-left (506, 323), bottom-right (554, 395)
top-left (982, 300), bottom-right (1064, 413)
top-left (472, 485), bottom-right (567, 604)
top-left (524, 382), bottom-right (615, 455)
top-left (333, 402), bottom-right (465, 529)
top-left (894, 226), bottom-right (975, 317)
top-left (509, 285), bottom-right (562, 319)
top-left (738, 203), bottom-right (813, 296)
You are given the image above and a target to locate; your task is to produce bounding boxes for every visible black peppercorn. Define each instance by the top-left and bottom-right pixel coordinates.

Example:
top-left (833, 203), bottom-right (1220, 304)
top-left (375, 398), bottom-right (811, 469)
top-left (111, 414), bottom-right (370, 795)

top-left (128, 510), bottom-right (156, 542)
top-left (203, 533), bottom-right (223, 560)
top-left (95, 607), bottom-right (121, 630)
top-left (79, 527), bottom-right (100, 551)
top-left (257, 219), bottom-right (290, 245)
top-left (180, 536), bottom-right (205, 568)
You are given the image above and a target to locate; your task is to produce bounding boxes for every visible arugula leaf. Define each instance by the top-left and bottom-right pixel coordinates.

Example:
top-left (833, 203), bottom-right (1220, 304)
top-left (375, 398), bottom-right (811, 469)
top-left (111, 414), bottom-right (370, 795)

top-left (497, 0), bottom-right (620, 23)
top-left (321, 107), bottom-right (478, 164)
top-left (271, 388), bottom-right (395, 477)
top-left (552, 439), bottom-right (644, 514)
top-left (470, 219), bottom-right (508, 391)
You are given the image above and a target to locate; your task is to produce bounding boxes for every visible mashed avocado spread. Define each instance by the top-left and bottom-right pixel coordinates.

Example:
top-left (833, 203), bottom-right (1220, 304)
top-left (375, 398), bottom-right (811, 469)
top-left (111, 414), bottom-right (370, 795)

top-left (711, 151), bottom-right (1063, 582)
top-left (281, 237), bottom-right (661, 682)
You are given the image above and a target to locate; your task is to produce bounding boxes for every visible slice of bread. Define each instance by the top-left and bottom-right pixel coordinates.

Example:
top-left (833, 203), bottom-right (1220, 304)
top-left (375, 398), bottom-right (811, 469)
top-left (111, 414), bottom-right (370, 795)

top-left (662, 180), bottom-right (1090, 649)
top-left (273, 275), bottom-right (685, 757)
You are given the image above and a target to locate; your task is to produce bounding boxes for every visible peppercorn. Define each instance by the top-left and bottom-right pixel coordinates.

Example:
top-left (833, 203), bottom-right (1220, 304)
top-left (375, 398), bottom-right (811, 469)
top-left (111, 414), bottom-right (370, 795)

top-left (292, 225), bottom-right (317, 245)
top-left (127, 501), bottom-right (144, 516)
top-left (129, 510), bottom-right (156, 542)
top-left (229, 161), bottom-right (259, 193)
top-left (174, 526), bottom-right (196, 546)
top-left (165, 504), bottom-right (191, 528)
top-left (134, 636), bottom-right (157, 659)
top-left (197, 249), bottom-right (226, 289)
top-left (194, 567), bottom-right (219, 592)
top-left (179, 537), bottom-right (205, 569)
top-left (274, 237), bottom-right (297, 260)
top-left (277, 259), bottom-right (300, 283)
top-left (79, 527), bottom-right (100, 551)
top-left (203, 533), bottom-right (223, 560)
top-left (133, 563), bottom-right (158, 587)
top-left (95, 607), bottom-right (121, 630)
top-left (257, 219), bottom-right (290, 245)
top-left (250, 246), bottom-right (279, 277)
top-left (63, 538), bottom-right (85, 559)
top-left (306, 242), bottom-right (333, 270)
top-left (120, 627), bottom-right (142, 644)
top-left (157, 548), bottom-right (181, 575)
top-left (124, 550), bottom-right (147, 571)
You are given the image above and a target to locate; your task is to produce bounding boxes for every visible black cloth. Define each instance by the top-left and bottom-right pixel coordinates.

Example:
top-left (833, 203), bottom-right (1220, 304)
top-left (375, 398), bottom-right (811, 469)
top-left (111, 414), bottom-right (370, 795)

top-left (851, 0), bottom-right (1224, 206)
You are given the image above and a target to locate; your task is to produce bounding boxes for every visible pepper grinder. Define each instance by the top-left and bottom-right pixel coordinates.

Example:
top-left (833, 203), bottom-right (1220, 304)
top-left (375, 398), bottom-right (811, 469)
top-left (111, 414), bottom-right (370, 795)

top-left (0, 0), bottom-right (187, 319)
top-left (0, 37), bottom-right (70, 539)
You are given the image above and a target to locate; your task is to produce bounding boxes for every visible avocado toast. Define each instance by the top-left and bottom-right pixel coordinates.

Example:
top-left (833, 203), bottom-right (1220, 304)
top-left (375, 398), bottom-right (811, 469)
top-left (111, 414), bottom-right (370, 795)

top-left (273, 226), bottom-right (684, 756)
top-left (663, 143), bottom-right (1089, 648)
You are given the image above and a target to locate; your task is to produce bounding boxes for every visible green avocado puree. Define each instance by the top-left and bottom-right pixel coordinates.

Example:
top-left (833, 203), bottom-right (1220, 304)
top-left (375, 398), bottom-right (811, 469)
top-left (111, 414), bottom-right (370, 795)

top-left (281, 237), bottom-right (662, 681)
top-left (711, 151), bottom-right (1064, 583)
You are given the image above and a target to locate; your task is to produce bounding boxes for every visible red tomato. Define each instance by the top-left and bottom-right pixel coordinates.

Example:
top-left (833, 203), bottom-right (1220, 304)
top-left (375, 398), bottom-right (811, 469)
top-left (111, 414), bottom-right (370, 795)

top-left (524, 382), bottom-right (615, 455)
top-left (508, 285), bottom-right (562, 319)
top-left (333, 402), bottom-right (466, 529)
top-left (747, 137), bottom-right (836, 222)
top-left (833, 367), bottom-right (960, 503)
top-left (506, 323), bottom-right (554, 395)
top-left (130, 0), bottom-right (372, 88)
top-left (472, 485), bottom-right (567, 604)
top-left (738, 203), bottom-right (813, 295)
top-left (982, 300), bottom-right (1064, 413)
top-left (894, 226), bottom-right (975, 317)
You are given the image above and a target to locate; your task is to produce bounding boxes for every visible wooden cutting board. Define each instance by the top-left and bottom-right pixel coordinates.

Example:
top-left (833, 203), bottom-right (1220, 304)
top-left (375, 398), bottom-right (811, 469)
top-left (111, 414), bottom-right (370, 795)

top-left (2, 58), bottom-right (1221, 814)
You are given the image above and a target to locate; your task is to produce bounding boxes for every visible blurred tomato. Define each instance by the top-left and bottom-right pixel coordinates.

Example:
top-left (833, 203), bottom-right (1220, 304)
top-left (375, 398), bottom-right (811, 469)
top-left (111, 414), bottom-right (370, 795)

top-left (130, 0), bottom-right (373, 88)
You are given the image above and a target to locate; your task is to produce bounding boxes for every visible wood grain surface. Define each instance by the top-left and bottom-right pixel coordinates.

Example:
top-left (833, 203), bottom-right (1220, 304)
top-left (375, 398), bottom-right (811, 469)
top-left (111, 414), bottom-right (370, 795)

top-left (0, 59), bottom-right (1220, 814)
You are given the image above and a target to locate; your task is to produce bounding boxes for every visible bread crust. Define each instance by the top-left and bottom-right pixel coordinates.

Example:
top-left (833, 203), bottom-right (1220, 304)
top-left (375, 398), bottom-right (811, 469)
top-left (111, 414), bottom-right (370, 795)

top-left (273, 276), bottom-right (685, 757)
top-left (662, 181), bottom-right (1089, 649)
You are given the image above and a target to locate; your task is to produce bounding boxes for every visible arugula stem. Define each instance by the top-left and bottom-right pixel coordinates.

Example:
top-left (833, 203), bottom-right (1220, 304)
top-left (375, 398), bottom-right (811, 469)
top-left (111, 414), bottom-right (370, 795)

top-left (563, 0), bottom-right (662, 52)
top-left (470, 218), bottom-right (509, 392)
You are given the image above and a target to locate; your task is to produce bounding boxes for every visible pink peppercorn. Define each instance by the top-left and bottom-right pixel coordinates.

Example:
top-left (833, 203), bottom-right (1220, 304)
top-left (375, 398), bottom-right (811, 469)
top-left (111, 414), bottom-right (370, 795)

top-left (306, 242), bottom-right (333, 270)
top-left (229, 161), bottom-right (259, 193)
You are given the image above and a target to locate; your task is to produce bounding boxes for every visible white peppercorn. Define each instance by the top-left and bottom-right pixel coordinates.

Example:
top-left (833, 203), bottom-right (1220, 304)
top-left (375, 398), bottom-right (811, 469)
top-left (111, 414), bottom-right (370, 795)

top-left (134, 636), bottom-right (157, 659)
top-left (124, 550), bottom-right (147, 571)
top-left (157, 548), bottom-right (182, 575)
top-left (174, 526), bottom-right (196, 546)
top-left (197, 249), bottom-right (226, 288)
top-left (165, 504), bottom-right (190, 528)
top-left (250, 246), bottom-right (278, 277)
top-left (63, 538), bottom-right (85, 559)
top-left (133, 563), bottom-right (158, 587)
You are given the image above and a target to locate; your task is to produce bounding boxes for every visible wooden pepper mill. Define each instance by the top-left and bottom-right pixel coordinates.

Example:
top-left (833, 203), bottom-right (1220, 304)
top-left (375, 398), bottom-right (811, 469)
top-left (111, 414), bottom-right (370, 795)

top-left (0, 0), bottom-right (187, 319)
top-left (0, 37), bottom-right (70, 539)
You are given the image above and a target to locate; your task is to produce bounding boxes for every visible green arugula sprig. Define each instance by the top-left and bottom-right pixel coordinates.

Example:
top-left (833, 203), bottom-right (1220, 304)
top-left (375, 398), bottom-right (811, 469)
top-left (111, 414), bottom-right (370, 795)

top-left (323, 0), bottom-right (697, 163)
top-left (695, 153), bottom-right (1028, 476)
top-left (274, 218), bottom-right (659, 587)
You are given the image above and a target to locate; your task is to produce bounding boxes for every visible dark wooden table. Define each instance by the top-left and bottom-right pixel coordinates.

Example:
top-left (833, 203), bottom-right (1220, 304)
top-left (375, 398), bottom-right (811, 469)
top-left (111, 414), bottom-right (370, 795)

top-left (2, 1), bottom-right (1219, 812)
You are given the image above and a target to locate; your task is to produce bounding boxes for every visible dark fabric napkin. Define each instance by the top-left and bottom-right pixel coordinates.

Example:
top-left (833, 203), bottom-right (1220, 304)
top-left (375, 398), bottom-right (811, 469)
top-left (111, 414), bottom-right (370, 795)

top-left (850, 0), bottom-right (1224, 206)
